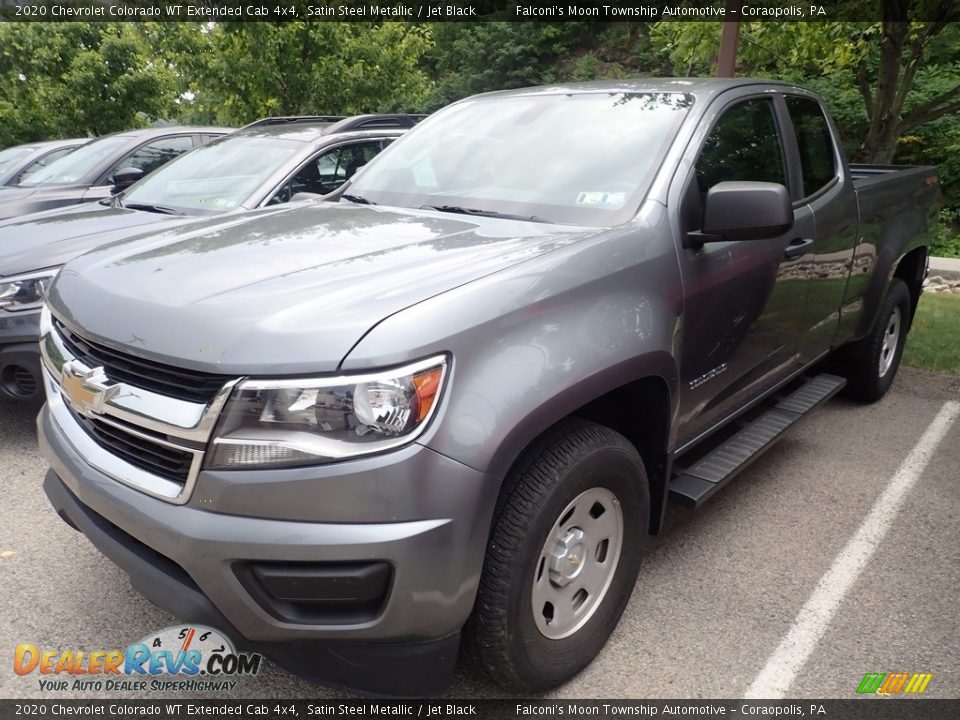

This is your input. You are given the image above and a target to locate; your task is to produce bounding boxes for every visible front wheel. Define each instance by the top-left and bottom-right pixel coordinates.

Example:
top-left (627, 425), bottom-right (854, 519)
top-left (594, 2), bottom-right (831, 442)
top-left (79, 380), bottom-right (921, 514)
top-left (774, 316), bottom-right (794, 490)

top-left (465, 419), bottom-right (649, 692)
top-left (838, 278), bottom-right (912, 403)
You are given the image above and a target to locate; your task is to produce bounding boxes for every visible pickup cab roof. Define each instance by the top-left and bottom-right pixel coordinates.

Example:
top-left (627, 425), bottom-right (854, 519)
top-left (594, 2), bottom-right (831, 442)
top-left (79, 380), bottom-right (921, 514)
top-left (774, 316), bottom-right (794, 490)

top-left (476, 77), bottom-right (797, 102)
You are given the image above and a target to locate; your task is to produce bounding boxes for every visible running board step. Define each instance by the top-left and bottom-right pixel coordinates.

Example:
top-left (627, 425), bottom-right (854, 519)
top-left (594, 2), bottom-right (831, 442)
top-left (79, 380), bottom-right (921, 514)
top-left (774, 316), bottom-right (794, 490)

top-left (669, 373), bottom-right (846, 508)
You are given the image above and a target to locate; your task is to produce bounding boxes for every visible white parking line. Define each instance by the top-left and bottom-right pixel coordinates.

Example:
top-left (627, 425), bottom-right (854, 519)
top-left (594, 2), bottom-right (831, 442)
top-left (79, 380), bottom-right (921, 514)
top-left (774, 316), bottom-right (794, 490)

top-left (744, 400), bottom-right (960, 699)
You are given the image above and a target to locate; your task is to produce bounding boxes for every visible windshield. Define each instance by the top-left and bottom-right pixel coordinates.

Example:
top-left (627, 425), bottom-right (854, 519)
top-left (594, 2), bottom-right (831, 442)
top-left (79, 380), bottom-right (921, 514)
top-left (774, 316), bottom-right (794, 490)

top-left (0, 146), bottom-right (34, 173)
top-left (20, 135), bottom-right (125, 186)
top-left (350, 91), bottom-right (693, 226)
top-left (121, 136), bottom-right (301, 213)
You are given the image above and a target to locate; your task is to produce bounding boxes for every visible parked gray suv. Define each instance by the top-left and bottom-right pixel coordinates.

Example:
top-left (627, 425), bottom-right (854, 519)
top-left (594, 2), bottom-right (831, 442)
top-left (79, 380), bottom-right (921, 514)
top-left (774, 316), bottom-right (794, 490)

top-left (0, 138), bottom-right (88, 187)
top-left (0, 125), bottom-right (232, 221)
top-left (38, 80), bottom-right (941, 695)
top-left (0, 115), bottom-right (414, 402)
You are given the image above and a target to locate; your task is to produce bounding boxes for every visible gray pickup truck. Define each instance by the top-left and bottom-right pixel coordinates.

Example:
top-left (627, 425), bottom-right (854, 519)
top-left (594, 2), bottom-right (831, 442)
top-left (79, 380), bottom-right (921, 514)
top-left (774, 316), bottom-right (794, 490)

top-left (37, 79), bottom-right (941, 695)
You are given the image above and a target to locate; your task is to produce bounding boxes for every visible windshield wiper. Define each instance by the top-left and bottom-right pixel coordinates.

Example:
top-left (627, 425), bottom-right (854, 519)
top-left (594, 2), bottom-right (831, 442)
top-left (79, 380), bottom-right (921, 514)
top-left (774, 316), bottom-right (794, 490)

top-left (420, 205), bottom-right (548, 223)
top-left (122, 202), bottom-right (181, 215)
top-left (340, 193), bottom-right (375, 205)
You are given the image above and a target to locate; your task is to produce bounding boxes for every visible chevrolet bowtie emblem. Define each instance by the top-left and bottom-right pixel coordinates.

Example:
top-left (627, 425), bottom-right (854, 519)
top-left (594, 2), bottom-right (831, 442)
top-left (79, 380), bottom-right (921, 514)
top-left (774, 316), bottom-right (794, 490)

top-left (60, 362), bottom-right (118, 417)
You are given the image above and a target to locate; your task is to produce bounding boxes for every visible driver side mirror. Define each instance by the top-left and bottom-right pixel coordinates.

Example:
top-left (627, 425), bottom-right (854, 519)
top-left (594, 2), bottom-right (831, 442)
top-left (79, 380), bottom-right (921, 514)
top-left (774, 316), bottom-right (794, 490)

top-left (685, 181), bottom-right (793, 246)
top-left (110, 166), bottom-right (144, 194)
top-left (290, 192), bottom-right (323, 203)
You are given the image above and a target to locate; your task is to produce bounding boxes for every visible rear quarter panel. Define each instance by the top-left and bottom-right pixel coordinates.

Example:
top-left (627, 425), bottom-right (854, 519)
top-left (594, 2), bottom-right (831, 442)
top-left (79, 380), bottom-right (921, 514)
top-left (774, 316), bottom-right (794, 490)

top-left (842, 166), bottom-right (941, 340)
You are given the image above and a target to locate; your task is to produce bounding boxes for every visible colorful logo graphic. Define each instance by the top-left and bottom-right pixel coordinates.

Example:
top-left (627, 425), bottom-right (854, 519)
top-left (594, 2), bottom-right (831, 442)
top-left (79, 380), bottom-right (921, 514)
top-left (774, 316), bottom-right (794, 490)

top-left (14, 625), bottom-right (261, 692)
top-left (856, 672), bottom-right (933, 695)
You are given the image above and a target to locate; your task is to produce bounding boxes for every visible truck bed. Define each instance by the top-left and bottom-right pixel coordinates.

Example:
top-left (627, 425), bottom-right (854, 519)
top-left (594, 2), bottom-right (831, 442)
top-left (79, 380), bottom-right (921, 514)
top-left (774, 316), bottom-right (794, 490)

top-left (850, 163), bottom-right (938, 191)
top-left (852, 163), bottom-right (940, 227)
top-left (845, 161), bottom-right (941, 340)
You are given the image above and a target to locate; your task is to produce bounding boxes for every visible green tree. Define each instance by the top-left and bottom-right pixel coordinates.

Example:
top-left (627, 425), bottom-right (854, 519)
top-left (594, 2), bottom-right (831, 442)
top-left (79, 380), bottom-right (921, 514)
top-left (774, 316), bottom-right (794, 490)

top-left (0, 23), bottom-right (175, 147)
top-left (422, 22), bottom-right (665, 110)
top-left (168, 23), bottom-right (433, 125)
top-left (423, 23), bottom-right (574, 109)
top-left (650, 1), bottom-right (960, 164)
top-left (857, 3), bottom-right (960, 163)
top-left (651, 6), bottom-right (960, 254)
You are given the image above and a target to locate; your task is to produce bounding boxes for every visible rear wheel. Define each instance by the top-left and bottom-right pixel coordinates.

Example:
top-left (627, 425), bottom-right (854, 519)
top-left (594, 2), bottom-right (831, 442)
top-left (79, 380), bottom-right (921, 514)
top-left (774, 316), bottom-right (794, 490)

top-left (838, 278), bottom-right (912, 402)
top-left (465, 419), bottom-right (648, 692)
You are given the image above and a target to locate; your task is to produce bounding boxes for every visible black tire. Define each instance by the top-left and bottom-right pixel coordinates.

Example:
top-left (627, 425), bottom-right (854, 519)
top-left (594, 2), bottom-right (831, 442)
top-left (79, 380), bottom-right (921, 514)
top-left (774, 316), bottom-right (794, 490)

top-left (838, 278), bottom-right (912, 403)
top-left (465, 419), bottom-right (649, 692)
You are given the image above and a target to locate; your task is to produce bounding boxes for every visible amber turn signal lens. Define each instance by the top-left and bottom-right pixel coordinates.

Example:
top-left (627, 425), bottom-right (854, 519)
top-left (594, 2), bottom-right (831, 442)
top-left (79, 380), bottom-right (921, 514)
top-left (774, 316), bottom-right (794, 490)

top-left (412, 367), bottom-right (443, 422)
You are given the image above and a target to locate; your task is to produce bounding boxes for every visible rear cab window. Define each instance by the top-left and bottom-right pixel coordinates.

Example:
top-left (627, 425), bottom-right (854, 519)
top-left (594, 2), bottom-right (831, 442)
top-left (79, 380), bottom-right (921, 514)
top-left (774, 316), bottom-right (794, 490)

top-left (784, 96), bottom-right (838, 199)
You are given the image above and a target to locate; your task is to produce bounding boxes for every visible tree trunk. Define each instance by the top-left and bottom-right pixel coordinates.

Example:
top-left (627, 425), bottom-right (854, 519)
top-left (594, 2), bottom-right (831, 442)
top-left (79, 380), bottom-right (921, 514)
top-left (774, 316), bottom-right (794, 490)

top-left (858, 16), bottom-right (908, 163)
top-left (858, 1), bottom-right (959, 163)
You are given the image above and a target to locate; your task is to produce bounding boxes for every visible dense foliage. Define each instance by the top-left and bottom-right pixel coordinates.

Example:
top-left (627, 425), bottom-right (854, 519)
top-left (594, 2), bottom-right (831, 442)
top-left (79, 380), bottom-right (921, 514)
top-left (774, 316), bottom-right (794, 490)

top-left (0, 14), bottom-right (957, 253)
top-left (0, 24), bottom-right (174, 146)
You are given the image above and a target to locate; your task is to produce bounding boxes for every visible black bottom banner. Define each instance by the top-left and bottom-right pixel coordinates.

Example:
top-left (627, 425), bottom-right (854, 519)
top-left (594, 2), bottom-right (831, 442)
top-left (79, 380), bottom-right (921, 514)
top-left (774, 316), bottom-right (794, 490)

top-left (2, 699), bottom-right (958, 720)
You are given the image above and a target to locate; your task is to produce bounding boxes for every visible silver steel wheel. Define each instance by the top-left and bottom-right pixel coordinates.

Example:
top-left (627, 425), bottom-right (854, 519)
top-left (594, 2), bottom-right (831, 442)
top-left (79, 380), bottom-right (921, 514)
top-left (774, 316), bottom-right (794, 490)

top-left (532, 487), bottom-right (623, 640)
top-left (878, 305), bottom-right (901, 378)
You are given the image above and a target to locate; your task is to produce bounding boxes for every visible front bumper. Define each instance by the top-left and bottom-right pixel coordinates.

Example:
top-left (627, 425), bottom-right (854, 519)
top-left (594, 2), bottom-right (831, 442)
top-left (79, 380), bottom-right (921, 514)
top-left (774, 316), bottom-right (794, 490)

top-left (0, 306), bottom-right (40, 345)
top-left (38, 402), bottom-right (499, 695)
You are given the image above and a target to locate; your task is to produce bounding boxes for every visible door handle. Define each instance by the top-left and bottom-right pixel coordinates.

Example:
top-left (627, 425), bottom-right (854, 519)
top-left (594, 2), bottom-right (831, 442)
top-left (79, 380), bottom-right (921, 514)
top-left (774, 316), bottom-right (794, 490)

top-left (784, 237), bottom-right (814, 260)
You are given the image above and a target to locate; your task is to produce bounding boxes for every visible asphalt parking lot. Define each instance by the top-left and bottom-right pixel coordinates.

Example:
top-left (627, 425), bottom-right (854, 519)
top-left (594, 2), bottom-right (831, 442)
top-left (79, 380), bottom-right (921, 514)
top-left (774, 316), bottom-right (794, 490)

top-left (2, 367), bottom-right (958, 701)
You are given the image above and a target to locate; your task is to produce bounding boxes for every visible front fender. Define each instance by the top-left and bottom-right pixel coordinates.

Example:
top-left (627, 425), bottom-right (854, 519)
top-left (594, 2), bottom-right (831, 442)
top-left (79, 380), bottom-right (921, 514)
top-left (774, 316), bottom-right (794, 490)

top-left (341, 218), bottom-right (682, 480)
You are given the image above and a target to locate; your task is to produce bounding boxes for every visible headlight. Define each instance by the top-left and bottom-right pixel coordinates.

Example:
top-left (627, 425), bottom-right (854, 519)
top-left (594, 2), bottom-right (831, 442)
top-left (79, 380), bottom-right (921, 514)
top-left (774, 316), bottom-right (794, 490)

top-left (207, 355), bottom-right (448, 469)
top-left (0, 268), bottom-right (59, 312)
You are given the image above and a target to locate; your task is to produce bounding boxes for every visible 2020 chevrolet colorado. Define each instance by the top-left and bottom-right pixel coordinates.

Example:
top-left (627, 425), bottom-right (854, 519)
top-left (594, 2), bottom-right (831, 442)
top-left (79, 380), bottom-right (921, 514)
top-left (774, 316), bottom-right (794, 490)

top-left (37, 79), bottom-right (942, 695)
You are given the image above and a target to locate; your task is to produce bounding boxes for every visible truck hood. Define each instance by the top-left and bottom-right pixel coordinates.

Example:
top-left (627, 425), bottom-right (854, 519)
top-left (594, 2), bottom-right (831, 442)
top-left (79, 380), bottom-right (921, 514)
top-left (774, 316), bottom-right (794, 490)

top-left (50, 203), bottom-right (593, 375)
top-left (0, 202), bottom-right (194, 276)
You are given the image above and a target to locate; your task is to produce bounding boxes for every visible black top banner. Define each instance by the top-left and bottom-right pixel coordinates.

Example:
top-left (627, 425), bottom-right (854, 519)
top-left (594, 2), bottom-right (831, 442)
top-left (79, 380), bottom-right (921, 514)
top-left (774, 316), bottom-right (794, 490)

top-left (0, 0), bottom-right (958, 23)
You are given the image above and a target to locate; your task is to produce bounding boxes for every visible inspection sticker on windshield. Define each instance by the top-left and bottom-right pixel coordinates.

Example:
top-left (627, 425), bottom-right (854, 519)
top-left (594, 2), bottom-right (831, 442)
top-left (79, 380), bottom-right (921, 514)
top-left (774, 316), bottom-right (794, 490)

top-left (575, 191), bottom-right (626, 208)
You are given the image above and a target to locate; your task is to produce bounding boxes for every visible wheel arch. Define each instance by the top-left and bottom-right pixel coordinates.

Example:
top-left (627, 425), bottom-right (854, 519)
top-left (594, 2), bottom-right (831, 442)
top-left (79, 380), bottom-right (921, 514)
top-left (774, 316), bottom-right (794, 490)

top-left (892, 245), bottom-right (927, 330)
top-left (489, 366), bottom-right (675, 537)
top-left (570, 375), bottom-right (672, 534)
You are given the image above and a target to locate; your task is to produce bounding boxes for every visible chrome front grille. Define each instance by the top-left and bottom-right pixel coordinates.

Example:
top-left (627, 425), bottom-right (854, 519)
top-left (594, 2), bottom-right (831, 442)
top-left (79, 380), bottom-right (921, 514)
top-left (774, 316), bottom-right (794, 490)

top-left (68, 408), bottom-right (196, 486)
top-left (40, 309), bottom-right (239, 504)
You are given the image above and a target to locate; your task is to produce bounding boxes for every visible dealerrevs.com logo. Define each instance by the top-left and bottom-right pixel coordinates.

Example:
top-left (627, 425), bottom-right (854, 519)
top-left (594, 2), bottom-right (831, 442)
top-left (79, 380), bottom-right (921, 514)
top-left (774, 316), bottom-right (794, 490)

top-left (14, 625), bottom-right (262, 692)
